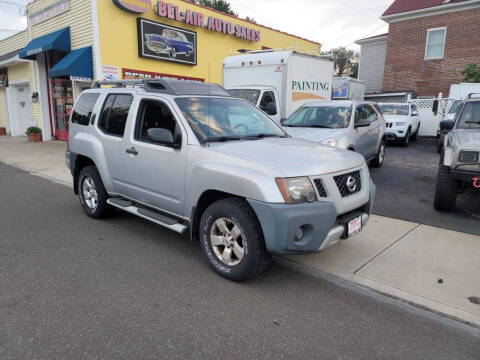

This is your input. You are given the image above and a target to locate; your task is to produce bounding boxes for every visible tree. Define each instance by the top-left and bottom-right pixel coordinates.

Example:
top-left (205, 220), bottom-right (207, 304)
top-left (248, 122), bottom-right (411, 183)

top-left (195, 0), bottom-right (238, 16)
top-left (462, 63), bottom-right (480, 83)
top-left (327, 47), bottom-right (359, 78)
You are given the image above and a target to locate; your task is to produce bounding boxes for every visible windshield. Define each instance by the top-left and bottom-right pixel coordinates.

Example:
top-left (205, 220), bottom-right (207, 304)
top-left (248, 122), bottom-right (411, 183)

top-left (175, 97), bottom-right (285, 142)
top-left (449, 100), bottom-right (461, 114)
top-left (284, 106), bottom-right (352, 129)
top-left (456, 102), bottom-right (480, 129)
top-left (227, 89), bottom-right (261, 106)
top-left (379, 104), bottom-right (409, 116)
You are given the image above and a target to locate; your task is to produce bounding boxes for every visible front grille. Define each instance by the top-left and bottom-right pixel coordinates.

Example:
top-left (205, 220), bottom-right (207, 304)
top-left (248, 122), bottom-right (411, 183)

top-left (314, 179), bottom-right (327, 197)
top-left (334, 171), bottom-right (361, 197)
top-left (387, 122), bottom-right (393, 128)
top-left (459, 151), bottom-right (479, 163)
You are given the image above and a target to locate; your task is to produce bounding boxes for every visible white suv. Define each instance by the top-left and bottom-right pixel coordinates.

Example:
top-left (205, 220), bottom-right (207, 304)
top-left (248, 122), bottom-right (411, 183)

top-left (379, 103), bottom-right (421, 146)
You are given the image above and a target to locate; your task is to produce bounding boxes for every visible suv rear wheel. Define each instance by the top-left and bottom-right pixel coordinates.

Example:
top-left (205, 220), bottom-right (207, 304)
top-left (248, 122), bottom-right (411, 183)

top-left (78, 165), bottom-right (114, 219)
top-left (370, 140), bottom-right (386, 168)
top-left (199, 198), bottom-right (271, 281)
top-left (434, 163), bottom-right (458, 212)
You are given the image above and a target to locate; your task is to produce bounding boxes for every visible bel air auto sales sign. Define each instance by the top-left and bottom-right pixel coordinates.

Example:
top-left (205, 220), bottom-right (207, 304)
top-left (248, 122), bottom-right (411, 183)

top-left (113, 0), bottom-right (152, 13)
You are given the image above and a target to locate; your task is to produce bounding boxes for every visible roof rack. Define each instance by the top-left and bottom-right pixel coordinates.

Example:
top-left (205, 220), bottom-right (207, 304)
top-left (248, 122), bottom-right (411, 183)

top-left (91, 79), bottom-right (231, 97)
top-left (467, 93), bottom-right (480, 99)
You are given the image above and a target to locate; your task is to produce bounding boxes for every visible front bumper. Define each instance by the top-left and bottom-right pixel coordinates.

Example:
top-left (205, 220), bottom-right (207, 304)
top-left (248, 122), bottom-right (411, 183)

top-left (247, 181), bottom-right (376, 255)
top-left (386, 127), bottom-right (408, 141)
top-left (451, 169), bottom-right (480, 183)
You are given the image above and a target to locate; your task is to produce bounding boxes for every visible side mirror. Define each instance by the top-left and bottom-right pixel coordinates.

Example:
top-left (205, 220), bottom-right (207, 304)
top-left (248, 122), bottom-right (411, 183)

top-left (412, 111), bottom-right (419, 116)
top-left (262, 102), bottom-right (277, 116)
top-left (432, 100), bottom-right (439, 115)
top-left (439, 120), bottom-right (454, 131)
top-left (147, 128), bottom-right (180, 148)
top-left (355, 118), bottom-right (370, 128)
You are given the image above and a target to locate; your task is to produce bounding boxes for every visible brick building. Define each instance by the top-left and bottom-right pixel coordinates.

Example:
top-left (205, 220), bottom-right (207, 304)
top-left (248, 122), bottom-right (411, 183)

top-left (357, 0), bottom-right (480, 99)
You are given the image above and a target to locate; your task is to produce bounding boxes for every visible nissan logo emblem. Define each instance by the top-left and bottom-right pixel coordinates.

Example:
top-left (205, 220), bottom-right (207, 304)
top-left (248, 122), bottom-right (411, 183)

top-left (346, 176), bottom-right (357, 193)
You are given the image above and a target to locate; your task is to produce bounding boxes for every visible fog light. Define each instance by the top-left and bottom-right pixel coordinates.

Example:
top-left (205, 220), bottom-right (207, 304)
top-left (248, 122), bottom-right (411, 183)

top-left (295, 227), bottom-right (304, 241)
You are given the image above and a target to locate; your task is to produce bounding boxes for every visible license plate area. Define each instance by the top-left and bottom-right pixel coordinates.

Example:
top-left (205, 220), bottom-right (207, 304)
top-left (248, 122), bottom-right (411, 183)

top-left (338, 213), bottom-right (364, 239)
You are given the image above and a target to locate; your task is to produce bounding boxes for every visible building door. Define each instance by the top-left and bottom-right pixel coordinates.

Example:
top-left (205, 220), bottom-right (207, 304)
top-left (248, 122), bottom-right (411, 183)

top-left (51, 78), bottom-right (73, 140)
top-left (16, 85), bottom-right (32, 136)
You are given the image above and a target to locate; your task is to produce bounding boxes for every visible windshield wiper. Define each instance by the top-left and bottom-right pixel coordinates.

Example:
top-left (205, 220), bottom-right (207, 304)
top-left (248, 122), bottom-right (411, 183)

top-left (245, 133), bottom-right (286, 139)
top-left (206, 136), bottom-right (244, 142)
top-left (465, 121), bottom-right (480, 124)
top-left (309, 125), bottom-right (332, 128)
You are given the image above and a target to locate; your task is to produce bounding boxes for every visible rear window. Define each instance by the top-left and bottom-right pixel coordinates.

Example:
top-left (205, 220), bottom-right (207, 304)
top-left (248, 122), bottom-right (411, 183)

top-left (71, 93), bottom-right (100, 126)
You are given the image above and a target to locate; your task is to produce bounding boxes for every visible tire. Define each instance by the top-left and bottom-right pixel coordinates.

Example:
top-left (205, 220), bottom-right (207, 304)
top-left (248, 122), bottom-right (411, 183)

top-left (434, 162), bottom-right (458, 212)
top-left (78, 165), bottom-right (114, 219)
top-left (401, 129), bottom-right (410, 147)
top-left (411, 124), bottom-right (420, 141)
top-left (370, 140), bottom-right (386, 168)
top-left (199, 198), bottom-right (271, 281)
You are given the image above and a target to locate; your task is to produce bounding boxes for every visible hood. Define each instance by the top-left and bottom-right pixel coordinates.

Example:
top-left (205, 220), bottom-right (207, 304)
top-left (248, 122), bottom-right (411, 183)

top-left (383, 115), bottom-right (411, 123)
top-left (283, 127), bottom-right (348, 143)
top-left (451, 130), bottom-right (480, 149)
top-left (208, 137), bottom-right (365, 177)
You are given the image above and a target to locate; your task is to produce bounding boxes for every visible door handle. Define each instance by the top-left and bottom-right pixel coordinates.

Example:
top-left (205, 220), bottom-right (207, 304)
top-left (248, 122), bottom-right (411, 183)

top-left (126, 147), bottom-right (138, 156)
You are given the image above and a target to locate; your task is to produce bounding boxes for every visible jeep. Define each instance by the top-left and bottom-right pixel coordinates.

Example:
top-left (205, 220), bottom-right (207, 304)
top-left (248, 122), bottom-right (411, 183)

top-left (434, 94), bottom-right (480, 211)
top-left (66, 79), bottom-right (375, 281)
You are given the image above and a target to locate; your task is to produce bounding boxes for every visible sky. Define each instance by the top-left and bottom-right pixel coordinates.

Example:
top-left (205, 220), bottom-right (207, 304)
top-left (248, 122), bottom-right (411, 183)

top-left (0, 0), bottom-right (391, 51)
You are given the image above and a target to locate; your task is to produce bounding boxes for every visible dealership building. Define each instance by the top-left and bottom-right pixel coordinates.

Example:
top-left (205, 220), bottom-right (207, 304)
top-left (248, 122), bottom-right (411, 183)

top-left (0, 0), bottom-right (320, 141)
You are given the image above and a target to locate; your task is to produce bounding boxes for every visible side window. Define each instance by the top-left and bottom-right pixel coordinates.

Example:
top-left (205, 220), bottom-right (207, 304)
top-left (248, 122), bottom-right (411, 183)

top-left (135, 99), bottom-right (182, 147)
top-left (260, 91), bottom-right (277, 115)
top-left (355, 106), bottom-right (367, 123)
top-left (71, 93), bottom-right (100, 125)
top-left (364, 105), bottom-right (377, 122)
top-left (98, 94), bottom-right (133, 137)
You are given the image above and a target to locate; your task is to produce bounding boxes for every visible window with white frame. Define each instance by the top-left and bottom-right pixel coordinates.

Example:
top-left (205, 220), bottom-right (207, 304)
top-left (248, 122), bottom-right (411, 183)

top-left (425, 28), bottom-right (446, 60)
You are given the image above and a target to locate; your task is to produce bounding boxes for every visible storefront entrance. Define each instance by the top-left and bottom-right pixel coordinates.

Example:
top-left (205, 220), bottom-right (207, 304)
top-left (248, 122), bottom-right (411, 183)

top-left (50, 78), bottom-right (73, 141)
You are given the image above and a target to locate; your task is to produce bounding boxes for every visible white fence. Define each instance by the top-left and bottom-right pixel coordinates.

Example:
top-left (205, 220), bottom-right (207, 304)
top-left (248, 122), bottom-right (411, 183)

top-left (411, 97), bottom-right (454, 137)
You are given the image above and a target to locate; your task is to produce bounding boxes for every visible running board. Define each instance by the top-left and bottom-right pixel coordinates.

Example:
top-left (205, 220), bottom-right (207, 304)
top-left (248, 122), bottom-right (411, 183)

top-left (107, 198), bottom-right (188, 234)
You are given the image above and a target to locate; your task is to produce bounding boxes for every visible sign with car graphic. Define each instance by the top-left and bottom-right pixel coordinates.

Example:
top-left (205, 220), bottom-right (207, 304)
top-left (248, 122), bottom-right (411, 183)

top-left (137, 18), bottom-right (197, 65)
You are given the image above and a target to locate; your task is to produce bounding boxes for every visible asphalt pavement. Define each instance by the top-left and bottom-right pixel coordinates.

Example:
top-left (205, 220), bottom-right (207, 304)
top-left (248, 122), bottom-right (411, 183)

top-left (1, 162), bottom-right (479, 359)
top-left (370, 138), bottom-right (480, 236)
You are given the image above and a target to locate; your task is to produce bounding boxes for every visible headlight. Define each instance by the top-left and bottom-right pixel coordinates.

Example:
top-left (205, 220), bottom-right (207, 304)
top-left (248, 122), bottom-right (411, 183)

top-left (395, 122), bottom-right (407, 126)
top-left (276, 177), bottom-right (317, 204)
top-left (320, 138), bottom-right (337, 147)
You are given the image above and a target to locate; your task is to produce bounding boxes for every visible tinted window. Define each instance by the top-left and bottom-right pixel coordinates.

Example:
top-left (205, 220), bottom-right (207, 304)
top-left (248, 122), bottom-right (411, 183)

top-left (260, 91), bottom-right (277, 114)
top-left (98, 94), bottom-right (133, 137)
top-left (135, 100), bottom-right (181, 146)
top-left (71, 93), bottom-right (100, 125)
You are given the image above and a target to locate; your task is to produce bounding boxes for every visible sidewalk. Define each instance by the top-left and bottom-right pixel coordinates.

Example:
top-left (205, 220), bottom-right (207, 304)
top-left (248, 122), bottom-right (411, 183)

top-left (1, 136), bottom-right (479, 327)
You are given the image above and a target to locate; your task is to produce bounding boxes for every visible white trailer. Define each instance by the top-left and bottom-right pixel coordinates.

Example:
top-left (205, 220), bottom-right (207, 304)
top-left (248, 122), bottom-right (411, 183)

top-left (332, 77), bottom-right (365, 101)
top-left (222, 51), bottom-right (334, 123)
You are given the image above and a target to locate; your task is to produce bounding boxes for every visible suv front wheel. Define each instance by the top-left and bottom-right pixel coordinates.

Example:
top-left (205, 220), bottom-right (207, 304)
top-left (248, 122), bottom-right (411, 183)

top-left (78, 165), bottom-right (114, 219)
top-left (200, 198), bottom-right (271, 281)
top-left (434, 163), bottom-right (458, 212)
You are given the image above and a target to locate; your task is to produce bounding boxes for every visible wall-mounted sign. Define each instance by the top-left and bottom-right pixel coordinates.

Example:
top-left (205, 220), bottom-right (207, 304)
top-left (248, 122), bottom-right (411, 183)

top-left (156, 1), bottom-right (260, 42)
top-left (29, 0), bottom-right (70, 26)
top-left (113, 0), bottom-right (152, 14)
top-left (0, 68), bottom-right (7, 87)
top-left (102, 65), bottom-right (120, 81)
top-left (137, 18), bottom-right (197, 65)
top-left (123, 68), bottom-right (204, 82)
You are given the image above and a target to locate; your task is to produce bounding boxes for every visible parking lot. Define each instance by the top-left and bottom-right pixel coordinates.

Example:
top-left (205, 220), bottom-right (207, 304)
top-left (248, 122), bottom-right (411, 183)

top-left (371, 138), bottom-right (480, 236)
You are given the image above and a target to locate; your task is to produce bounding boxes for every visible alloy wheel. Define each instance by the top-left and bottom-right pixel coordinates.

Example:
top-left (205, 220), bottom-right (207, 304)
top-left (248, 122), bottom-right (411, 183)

top-left (210, 218), bottom-right (245, 266)
top-left (82, 176), bottom-right (98, 210)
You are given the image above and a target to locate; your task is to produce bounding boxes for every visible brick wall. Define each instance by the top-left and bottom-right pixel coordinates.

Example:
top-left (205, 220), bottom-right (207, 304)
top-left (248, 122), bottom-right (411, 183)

top-left (383, 7), bottom-right (480, 97)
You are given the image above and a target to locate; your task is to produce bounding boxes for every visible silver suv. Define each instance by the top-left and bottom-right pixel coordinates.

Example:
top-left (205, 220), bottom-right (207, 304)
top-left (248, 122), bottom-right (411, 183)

top-left (434, 95), bottom-right (480, 211)
top-left (283, 100), bottom-right (386, 167)
top-left (66, 79), bottom-right (376, 281)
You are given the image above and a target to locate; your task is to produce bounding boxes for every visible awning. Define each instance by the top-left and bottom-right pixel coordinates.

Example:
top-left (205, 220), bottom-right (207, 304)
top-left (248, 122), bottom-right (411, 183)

top-left (19, 27), bottom-right (71, 60)
top-left (49, 46), bottom-right (93, 81)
